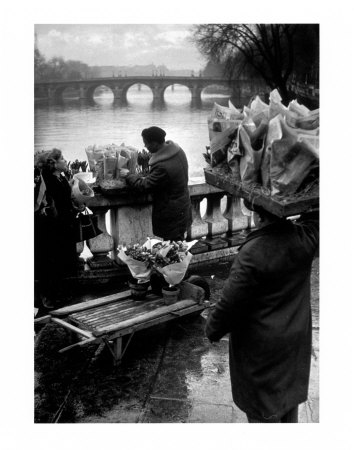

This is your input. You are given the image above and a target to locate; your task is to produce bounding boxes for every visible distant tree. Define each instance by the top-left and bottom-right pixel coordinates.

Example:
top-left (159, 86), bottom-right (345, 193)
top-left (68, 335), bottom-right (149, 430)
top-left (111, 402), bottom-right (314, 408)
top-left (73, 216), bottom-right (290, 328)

top-left (202, 60), bottom-right (225, 77)
top-left (34, 48), bottom-right (47, 81)
top-left (34, 52), bottom-right (91, 81)
top-left (46, 57), bottom-right (67, 80)
top-left (65, 60), bottom-right (90, 80)
top-left (291, 25), bottom-right (319, 84)
top-left (192, 24), bottom-right (319, 103)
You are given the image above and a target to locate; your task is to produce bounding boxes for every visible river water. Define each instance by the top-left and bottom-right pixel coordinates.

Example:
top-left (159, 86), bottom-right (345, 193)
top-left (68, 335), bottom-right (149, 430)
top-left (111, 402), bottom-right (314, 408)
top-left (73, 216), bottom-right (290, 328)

top-left (34, 85), bottom-right (236, 183)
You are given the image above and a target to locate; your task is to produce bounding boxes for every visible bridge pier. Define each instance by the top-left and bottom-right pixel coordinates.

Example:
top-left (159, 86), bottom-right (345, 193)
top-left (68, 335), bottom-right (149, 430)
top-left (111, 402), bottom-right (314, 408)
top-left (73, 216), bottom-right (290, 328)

top-left (152, 85), bottom-right (164, 102)
top-left (47, 87), bottom-right (57, 101)
top-left (191, 84), bottom-right (203, 101)
top-left (112, 85), bottom-right (125, 101)
top-left (79, 84), bottom-right (89, 100)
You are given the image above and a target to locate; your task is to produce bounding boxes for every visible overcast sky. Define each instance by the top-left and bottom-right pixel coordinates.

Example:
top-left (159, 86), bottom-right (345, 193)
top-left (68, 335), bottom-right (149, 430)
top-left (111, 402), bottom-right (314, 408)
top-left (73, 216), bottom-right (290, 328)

top-left (35, 24), bottom-right (206, 70)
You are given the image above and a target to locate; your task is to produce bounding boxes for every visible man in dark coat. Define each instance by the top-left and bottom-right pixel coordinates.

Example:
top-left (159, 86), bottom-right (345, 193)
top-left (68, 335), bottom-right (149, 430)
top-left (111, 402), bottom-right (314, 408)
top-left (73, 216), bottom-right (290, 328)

top-left (120, 126), bottom-right (192, 241)
top-left (205, 201), bottom-right (319, 423)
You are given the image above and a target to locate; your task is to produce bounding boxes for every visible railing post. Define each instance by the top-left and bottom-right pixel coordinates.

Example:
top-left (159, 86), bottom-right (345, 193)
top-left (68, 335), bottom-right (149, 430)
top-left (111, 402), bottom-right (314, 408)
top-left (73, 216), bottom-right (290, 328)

top-left (203, 192), bottom-right (228, 237)
top-left (187, 195), bottom-right (208, 240)
top-left (76, 241), bottom-right (85, 270)
top-left (223, 195), bottom-right (249, 233)
top-left (86, 206), bottom-right (116, 269)
top-left (202, 192), bottom-right (229, 250)
top-left (223, 195), bottom-right (251, 246)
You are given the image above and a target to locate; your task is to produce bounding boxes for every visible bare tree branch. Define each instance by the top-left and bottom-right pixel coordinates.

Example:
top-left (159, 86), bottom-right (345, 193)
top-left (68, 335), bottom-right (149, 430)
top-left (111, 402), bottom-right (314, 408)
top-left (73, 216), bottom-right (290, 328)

top-left (192, 23), bottom-right (319, 103)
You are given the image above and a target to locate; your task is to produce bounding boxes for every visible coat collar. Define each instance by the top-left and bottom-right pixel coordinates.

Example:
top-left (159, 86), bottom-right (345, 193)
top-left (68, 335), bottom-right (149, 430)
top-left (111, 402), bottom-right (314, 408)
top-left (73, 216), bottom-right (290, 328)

top-left (239, 219), bottom-right (290, 250)
top-left (149, 141), bottom-right (180, 166)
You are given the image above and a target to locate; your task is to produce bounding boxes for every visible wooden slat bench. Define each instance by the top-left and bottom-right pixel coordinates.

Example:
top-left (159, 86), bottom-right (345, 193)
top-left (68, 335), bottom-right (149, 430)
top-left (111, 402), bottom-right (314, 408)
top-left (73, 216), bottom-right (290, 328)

top-left (35, 281), bottom-right (207, 364)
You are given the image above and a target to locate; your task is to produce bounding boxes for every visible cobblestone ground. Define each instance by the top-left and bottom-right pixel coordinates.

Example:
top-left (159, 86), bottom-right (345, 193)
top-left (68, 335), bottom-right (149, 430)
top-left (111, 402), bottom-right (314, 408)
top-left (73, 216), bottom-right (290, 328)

top-left (34, 257), bottom-right (319, 423)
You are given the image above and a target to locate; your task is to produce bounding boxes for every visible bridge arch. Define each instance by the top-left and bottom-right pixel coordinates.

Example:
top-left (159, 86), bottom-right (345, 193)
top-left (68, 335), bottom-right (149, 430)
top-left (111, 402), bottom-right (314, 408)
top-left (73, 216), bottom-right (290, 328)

top-left (200, 82), bottom-right (233, 97)
top-left (58, 84), bottom-right (94, 101)
top-left (85, 83), bottom-right (115, 101)
top-left (47, 84), bottom-right (79, 101)
top-left (120, 82), bottom-right (154, 101)
top-left (161, 83), bottom-right (194, 102)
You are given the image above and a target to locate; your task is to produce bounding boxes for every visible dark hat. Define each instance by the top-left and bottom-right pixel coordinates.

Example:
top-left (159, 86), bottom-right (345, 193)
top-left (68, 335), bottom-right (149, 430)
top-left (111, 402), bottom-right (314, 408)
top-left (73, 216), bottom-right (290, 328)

top-left (141, 126), bottom-right (166, 143)
top-left (243, 199), bottom-right (261, 213)
top-left (243, 199), bottom-right (280, 220)
top-left (244, 199), bottom-right (272, 216)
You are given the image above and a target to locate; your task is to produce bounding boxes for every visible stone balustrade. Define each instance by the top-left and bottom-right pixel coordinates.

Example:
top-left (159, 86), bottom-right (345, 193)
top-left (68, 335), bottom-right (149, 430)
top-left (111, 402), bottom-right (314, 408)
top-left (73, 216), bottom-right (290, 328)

top-left (76, 182), bottom-right (254, 283)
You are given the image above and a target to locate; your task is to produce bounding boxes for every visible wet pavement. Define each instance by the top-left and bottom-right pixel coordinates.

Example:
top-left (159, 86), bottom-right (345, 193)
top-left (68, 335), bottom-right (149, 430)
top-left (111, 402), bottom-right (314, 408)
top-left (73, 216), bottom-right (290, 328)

top-left (34, 257), bottom-right (319, 423)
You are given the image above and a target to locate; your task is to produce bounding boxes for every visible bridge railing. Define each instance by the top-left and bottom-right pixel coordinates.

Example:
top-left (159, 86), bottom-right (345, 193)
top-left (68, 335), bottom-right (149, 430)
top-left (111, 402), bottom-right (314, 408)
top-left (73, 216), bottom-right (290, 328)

top-left (77, 182), bottom-right (253, 279)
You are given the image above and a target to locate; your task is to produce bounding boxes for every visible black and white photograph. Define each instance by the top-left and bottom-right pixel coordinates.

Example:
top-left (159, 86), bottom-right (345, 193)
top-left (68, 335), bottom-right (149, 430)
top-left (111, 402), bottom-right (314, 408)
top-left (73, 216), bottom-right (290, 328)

top-left (1, 1), bottom-right (353, 449)
top-left (33, 22), bottom-right (320, 425)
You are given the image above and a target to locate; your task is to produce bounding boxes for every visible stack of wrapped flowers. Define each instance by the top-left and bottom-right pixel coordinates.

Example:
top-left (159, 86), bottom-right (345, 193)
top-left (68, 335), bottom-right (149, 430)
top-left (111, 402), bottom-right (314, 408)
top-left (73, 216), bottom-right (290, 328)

top-left (85, 143), bottom-right (139, 190)
top-left (205, 89), bottom-right (319, 199)
top-left (118, 239), bottom-right (197, 286)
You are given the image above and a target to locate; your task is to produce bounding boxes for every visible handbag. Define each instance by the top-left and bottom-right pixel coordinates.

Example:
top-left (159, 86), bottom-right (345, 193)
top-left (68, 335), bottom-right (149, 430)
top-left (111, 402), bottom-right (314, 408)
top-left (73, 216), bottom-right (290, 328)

top-left (74, 208), bottom-right (103, 242)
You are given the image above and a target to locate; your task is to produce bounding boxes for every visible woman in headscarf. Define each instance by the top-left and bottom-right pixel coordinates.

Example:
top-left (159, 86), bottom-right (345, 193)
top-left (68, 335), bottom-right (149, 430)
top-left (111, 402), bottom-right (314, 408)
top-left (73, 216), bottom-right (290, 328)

top-left (34, 148), bottom-right (79, 309)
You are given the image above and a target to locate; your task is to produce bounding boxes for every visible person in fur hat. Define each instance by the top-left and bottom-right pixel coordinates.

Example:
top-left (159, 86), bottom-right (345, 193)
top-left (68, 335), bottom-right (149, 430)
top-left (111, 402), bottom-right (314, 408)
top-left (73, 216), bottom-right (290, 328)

top-left (120, 126), bottom-right (192, 241)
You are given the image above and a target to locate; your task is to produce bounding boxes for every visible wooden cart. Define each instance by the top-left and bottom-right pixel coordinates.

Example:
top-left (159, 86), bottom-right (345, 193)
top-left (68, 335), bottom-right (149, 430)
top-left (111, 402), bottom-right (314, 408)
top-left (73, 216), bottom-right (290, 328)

top-left (204, 166), bottom-right (319, 217)
top-left (35, 281), bottom-right (208, 365)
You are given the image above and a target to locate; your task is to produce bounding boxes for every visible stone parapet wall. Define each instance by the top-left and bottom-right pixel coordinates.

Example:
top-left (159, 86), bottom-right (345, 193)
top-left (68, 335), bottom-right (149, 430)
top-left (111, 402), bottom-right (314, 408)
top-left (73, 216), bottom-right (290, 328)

top-left (74, 182), bottom-right (253, 284)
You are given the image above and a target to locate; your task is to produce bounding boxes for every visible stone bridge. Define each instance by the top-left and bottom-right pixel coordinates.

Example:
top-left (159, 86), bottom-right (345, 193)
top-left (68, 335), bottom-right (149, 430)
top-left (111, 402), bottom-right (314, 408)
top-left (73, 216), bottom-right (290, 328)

top-left (34, 76), bottom-right (267, 103)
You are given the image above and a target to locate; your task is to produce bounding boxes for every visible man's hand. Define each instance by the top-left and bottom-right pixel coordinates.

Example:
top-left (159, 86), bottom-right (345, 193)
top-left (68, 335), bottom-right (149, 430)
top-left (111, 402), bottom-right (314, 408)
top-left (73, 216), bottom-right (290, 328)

top-left (119, 169), bottom-right (130, 178)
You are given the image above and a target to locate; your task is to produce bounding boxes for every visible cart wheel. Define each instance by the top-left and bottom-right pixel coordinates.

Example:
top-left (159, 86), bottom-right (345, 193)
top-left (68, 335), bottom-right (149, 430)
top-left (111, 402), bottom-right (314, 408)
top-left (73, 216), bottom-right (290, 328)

top-left (185, 275), bottom-right (211, 300)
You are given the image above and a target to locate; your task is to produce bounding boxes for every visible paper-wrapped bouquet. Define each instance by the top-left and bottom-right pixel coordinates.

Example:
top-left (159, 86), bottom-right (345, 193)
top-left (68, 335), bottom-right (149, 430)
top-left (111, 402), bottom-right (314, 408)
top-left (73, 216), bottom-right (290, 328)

top-left (206, 89), bottom-right (319, 199)
top-left (85, 143), bottom-right (139, 191)
top-left (71, 172), bottom-right (95, 205)
top-left (118, 239), bottom-right (197, 286)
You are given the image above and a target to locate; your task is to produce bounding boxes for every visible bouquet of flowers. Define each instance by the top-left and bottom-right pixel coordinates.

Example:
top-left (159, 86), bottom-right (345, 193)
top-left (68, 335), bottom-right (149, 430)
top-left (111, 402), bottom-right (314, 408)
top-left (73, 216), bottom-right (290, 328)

top-left (118, 238), bottom-right (197, 286)
top-left (118, 241), bottom-right (154, 283)
top-left (71, 174), bottom-right (95, 205)
top-left (85, 143), bottom-right (139, 186)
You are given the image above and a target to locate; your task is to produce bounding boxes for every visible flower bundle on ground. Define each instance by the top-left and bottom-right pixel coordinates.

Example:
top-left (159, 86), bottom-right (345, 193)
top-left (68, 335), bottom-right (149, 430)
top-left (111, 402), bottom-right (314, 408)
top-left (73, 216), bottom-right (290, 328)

top-left (118, 239), bottom-right (197, 286)
top-left (151, 241), bottom-right (189, 268)
top-left (125, 243), bottom-right (155, 266)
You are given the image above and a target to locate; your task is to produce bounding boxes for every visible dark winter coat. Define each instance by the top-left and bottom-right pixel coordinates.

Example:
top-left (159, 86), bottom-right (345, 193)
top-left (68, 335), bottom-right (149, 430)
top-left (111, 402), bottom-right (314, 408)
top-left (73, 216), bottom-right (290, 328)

top-left (205, 212), bottom-right (319, 421)
top-left (35, 173), bottom-right (77, 283)
top-left (126, 141), bottom-right (192, 240)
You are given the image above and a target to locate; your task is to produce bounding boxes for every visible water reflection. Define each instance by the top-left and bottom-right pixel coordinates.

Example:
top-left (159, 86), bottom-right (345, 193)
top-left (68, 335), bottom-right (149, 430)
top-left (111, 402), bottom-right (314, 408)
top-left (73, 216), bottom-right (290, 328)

top-left (150, 99), bottom-right (167, 111)
top-left (35, 91), bottom-right (227, 111)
